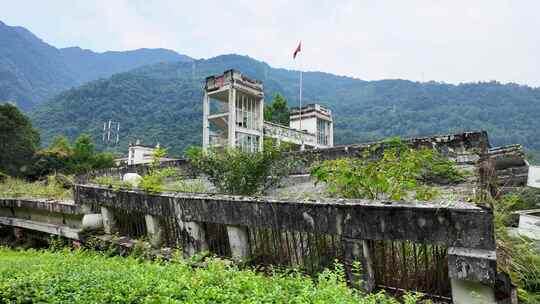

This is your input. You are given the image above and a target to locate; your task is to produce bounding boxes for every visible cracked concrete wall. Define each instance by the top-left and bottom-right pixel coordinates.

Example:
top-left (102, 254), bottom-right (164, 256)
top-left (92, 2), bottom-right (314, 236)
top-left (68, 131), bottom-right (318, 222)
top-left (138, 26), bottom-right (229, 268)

top-left (75, 185), bottom-right (495, 250)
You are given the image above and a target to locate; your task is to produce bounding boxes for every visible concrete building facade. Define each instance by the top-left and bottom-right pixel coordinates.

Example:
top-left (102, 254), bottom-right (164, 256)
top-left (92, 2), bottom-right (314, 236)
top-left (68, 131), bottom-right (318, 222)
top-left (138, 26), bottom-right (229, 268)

top-left (203, 69), bottom-right (334, 151)
top-left (289, 103), bottom-right (333, 147)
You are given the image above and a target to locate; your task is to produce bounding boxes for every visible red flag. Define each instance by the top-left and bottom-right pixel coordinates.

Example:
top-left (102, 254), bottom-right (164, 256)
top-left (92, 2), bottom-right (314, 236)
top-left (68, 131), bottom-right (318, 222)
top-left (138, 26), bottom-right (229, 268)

top-left (293, 41), bottom-right (301, 59)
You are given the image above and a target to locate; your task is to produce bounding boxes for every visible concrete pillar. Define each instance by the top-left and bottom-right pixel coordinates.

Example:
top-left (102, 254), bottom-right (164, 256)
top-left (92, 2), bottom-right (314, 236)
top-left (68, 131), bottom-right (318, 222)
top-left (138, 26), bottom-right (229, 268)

top-left (202, 92), bottom-right (209, 149)
top-left (448, 247), bottom-right (497, 304)
top-left (228, 87), bottom-right (237, 148)
top-left (100, 206), bottom-right (117, 234)
top-left (341, 237), bottom-right (375, 292)
top-left (144, 214), bottom-right (164, 248)
top-left (226, 225), bottom-right (250, 262)
top-left (178, 219), bottom-right (208, 257)
top-left (329, 120), bottom-right (334, 147)
top-left (451, 279), bottom-right (496, 304)
top-left (259, 96), bottom-right (264, 151)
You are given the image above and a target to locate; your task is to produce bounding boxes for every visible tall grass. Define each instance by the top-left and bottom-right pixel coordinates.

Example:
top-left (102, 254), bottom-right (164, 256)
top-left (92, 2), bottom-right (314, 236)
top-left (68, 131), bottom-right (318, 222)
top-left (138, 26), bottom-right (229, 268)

top-left (0, 175), bottom-right (72, 200)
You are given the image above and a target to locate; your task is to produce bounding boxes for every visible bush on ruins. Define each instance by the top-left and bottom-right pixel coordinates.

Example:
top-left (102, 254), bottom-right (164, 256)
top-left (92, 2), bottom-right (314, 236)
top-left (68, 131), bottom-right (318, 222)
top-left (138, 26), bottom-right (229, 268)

top-left (186, 140), bottom-right (296, 196)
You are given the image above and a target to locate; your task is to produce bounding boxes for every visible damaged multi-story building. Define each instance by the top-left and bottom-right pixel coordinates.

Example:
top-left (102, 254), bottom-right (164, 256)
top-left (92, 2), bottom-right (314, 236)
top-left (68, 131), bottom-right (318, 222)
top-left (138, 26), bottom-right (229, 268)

top-left (203, 69), bottom-right (334, 152)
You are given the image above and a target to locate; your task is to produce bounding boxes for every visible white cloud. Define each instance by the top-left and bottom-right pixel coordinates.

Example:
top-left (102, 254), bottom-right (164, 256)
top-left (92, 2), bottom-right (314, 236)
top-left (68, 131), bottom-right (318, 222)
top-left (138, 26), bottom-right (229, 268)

top-left (2, 0), bottom-right (540, 86)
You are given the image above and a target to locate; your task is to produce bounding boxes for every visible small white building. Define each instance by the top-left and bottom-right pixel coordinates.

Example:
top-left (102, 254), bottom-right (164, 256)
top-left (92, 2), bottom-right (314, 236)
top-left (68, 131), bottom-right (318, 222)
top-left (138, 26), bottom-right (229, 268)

top-left (114, 140), bottom-right (177, 166)
top-left (127, 140), bottom-right (159, 165)
top-left (289, 104), bottom-right (333, 148)
top-left (528, 165), bottom-right (540, 188)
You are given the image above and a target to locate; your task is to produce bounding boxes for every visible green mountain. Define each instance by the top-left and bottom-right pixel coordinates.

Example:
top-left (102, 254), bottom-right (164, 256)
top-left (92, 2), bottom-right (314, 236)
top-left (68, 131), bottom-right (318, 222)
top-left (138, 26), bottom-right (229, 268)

top-left (30, 54), bottom-right (540, 160)
top-left (0, 20), bottom-right (191, 110)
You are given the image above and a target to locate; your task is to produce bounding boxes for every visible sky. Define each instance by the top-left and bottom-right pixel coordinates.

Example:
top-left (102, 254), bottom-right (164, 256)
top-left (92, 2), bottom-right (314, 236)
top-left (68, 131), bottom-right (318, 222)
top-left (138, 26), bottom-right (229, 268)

top-left (2, 0), bottom-right (540, 86)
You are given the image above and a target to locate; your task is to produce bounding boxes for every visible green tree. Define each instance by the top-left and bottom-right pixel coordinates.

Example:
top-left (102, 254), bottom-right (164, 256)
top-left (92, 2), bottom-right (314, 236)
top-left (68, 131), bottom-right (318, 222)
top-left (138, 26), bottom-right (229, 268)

top-left (187, 141), bottom-right (295, 195)
top-left (49, 136), bottom-right (72, 155)
top-left (29, 134), bottom-right (114, 177)
top-left (69, 134), bottom-right (115, 174)
top-left (264, 93), bottom-right (290, 125)
top-left (0, 104), bottom-right (40, 177)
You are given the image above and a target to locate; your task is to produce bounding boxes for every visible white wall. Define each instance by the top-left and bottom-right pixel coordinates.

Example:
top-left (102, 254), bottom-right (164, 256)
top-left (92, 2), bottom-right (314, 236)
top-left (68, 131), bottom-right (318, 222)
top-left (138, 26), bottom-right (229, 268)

top-left (128, 146), bottom-right (155, 165)
top-left (290, 116), bottom-right (317, 134)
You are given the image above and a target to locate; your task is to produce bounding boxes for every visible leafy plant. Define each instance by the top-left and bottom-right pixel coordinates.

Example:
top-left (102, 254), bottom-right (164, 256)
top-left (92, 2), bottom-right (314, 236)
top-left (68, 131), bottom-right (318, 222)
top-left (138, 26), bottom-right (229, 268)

top-left (311, 138), bottom-right (464, 200)
top-left (187, 141), bottom-right (296, 196)
top-left (138, 147), bottom-right (177, 193)
top-left (0, 247), bottom-right (421, 303)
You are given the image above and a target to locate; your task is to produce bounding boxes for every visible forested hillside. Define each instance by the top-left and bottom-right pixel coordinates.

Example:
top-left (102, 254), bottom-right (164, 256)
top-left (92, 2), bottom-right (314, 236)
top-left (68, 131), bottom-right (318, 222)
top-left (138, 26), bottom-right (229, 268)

top-left (30, 54), bottom-right (540, 160)
top-left (0, 20), bottom-right (191, 110)
top-left (59, 47), bottom-right (192, 84)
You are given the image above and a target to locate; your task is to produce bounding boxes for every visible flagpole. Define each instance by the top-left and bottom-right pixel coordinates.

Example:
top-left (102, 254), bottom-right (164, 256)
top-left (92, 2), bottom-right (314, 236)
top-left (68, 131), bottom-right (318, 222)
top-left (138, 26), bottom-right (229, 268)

top-left (293, 40), bottom-right (304, 148)
top-left (299, 69), bottom-right (303, 132)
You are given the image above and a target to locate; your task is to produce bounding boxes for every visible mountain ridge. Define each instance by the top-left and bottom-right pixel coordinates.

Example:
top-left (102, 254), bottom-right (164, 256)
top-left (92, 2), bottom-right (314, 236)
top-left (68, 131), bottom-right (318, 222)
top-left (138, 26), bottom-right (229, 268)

top-left (0, 20), bottom-right (192, 110)
top-left (30, 54), bottom-right (540, 161)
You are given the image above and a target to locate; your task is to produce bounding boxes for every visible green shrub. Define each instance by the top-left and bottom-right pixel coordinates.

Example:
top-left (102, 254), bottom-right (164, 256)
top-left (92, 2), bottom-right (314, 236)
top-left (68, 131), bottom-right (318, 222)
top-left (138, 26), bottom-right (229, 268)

top-left (311, 138), bottom-right (464, 201)
top-left (0, 248), bottom-right (420, 303)
top-left (186, 141), bottom-right (296, 196)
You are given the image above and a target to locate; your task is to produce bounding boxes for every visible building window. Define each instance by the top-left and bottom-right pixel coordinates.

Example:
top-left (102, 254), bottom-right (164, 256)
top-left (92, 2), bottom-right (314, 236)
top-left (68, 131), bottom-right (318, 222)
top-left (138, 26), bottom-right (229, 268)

top-left (236, 93), bottom-right (258, 130)
top-left (317, 119), bottom-right (328, 146)
top-left (236, 133), bottom-right (259, 153)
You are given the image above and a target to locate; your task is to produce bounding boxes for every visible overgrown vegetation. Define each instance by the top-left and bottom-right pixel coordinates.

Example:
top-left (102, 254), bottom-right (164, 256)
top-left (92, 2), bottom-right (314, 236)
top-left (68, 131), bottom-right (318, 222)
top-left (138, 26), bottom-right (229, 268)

top-left (0, 175), bottom-right (72, 200)
top-left (29, 134), bottom-right (115, 178)
top-left (0, 247), bottom-right (421, 304)
top-left (311, 137), bottom-right (464, 201)
top-left (493, 189), bottom-right (540, 303)
top-left (93, 147), bottom-right (207, 194)
top-left (187, 141), bottom-right (296, 196)
top-left (138, 147), bottom-right (177, 192)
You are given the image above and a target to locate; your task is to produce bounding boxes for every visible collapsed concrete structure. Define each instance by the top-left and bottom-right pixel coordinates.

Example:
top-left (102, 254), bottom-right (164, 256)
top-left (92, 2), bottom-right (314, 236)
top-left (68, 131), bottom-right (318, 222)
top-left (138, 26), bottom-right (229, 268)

top-left (1, 69), bottom-right (533, 303)
top-left (3, 129), bottom-right (531, 303)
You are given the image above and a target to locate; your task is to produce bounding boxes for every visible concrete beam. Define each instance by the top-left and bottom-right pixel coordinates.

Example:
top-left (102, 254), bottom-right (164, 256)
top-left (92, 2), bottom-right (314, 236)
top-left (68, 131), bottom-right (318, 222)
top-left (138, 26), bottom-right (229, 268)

top-left (75, 185), bottom-right (496, 251)
top-left (0, 216), bottom-right (81, 240)
top-left (0, 198), bottom-right (82, 215)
